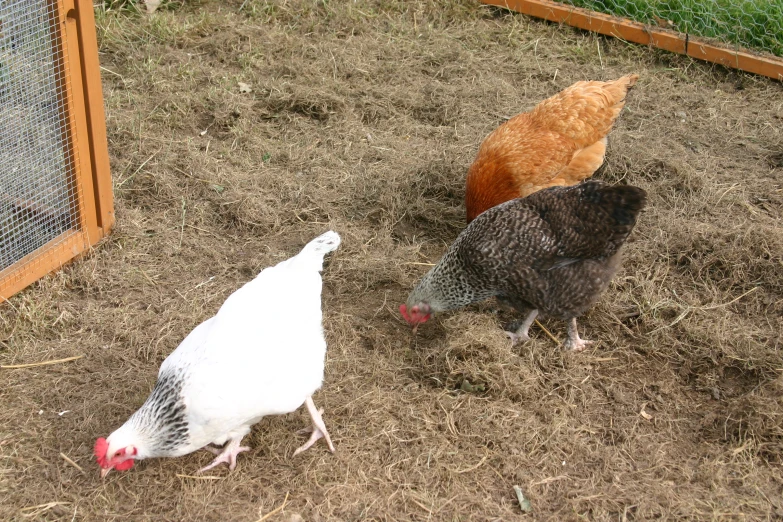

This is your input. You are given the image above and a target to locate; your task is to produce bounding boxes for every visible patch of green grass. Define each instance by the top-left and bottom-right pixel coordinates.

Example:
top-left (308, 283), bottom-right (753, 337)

top-left (566, 0), bottom-right (783, 57)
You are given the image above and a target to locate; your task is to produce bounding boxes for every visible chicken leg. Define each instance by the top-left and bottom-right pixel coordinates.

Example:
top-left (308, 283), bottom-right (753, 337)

top-left (293, 397), bottom-right (335, 456)
top-left (564, 317), bottom-right (593, 351)
top-left (198, 437), bottom-right (250, 473)
top-left (505, 309), bottom-right (539, 345)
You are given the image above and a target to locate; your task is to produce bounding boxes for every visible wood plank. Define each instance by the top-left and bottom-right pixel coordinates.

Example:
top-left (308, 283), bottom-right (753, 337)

top-left (74, 0), bottom-right (115, 234)
top-left (0, 231), bottom-right (89, 302)
top-left (61, 0), bottom-right (102, 244)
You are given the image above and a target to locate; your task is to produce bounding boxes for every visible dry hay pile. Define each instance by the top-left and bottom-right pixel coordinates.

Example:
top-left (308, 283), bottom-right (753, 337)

top-left (1, 0), bottom-right (782, 520)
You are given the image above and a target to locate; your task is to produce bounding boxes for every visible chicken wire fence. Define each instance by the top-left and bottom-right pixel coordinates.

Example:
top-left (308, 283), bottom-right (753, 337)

top-left (562, 0), bottom-right (783, 58)
top-left (0, 0), bottom-right (113, 300)
top-left (0, 0), bottom-right (78, 271)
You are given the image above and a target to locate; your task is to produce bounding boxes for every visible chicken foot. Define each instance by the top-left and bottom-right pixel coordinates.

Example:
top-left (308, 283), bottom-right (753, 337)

top-left (505, 309), bottom-right (539, 345)
top-left (198, 437), bottom-right (250, 473)
top-left (293, 396), bottom-right (335, 456)
top-left (564, 317), bottom-right (593, 351)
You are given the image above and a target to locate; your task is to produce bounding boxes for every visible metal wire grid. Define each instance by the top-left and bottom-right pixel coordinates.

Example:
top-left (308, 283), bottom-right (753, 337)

top-left (563, 0), bottom-right (783, 58)
top-left (0, 0), bottom-right (80, 272)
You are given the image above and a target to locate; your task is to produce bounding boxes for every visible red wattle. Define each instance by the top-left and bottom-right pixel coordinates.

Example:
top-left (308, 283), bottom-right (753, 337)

top-left (115, 459), bottom-right (134, 471)
top-left (399, 304), bottom-right (410, 321)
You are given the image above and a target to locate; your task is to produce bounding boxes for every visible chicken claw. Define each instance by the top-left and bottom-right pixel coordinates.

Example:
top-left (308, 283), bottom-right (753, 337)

top-left (564, 318), bottom-right (593, 352)
top-left (198, 438), bottom-right (250, 473)
top-left (505, 310), bottom-right (539, 346)
top-left (293, 397), bottom-right (335, 456)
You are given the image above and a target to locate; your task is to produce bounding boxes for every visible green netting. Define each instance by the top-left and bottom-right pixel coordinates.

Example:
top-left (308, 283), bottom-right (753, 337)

top-left (564, 0), bottom-right (783, 57)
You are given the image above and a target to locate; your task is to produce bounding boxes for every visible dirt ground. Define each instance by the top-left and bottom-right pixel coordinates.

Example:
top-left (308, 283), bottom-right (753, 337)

top-left (2, 0), bottom-right (782, 520)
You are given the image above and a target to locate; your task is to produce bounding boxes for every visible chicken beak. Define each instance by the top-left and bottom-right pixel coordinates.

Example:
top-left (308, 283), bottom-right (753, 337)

top-left (100, 468), bottom-right (111, 479)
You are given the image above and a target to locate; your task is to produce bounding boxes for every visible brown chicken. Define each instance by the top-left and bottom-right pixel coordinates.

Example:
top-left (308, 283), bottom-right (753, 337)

top-left (465, 74), bottom-right (639, 222)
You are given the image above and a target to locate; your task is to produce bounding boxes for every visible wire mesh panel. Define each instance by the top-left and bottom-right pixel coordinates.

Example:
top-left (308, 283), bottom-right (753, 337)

top-left (0, 0), bottom-right (113, 302)
top-left (0, 0), bottom-right (78, 270)
top-left (563, 0), bottom-right (783, 58)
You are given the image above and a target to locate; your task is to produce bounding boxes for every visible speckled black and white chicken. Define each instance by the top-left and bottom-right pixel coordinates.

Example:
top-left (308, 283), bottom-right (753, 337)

top-left (95, 231), bottom-right (341, 477)
top-left (400, 182), bottom-right (646, 350)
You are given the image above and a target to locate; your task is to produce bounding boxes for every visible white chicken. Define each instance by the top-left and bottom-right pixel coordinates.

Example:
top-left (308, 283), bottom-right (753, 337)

top-left (95, 231), bottom-right (341, 477)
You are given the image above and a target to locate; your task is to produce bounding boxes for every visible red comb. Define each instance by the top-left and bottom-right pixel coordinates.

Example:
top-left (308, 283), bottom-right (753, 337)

top-left (399, 304), bottom-right (410, 322)
top-left (94, 437), bottom-right (109, 467)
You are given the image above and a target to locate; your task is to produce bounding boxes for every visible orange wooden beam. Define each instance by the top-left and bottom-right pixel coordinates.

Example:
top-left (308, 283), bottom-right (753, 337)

top-left (61, 0), bottom-right (101, 245)
top-left (0, 231), bottom-right (89, 303)
top-left (480, 0), bottom-right (783, 81)
top-left (74, 0), bottom-right (115, 235)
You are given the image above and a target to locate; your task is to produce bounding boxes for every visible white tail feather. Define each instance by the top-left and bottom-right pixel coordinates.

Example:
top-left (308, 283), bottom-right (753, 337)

top-left (289, 230), bottom-right (341, 271)
top-left (303, 230), bottom-right (341, 254)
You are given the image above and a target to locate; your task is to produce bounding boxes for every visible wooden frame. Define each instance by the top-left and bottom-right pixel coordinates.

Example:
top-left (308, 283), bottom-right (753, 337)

top-left (0, 0), bottom-right (114, 303)
top-left (481, 0), bottom-right (783, 81)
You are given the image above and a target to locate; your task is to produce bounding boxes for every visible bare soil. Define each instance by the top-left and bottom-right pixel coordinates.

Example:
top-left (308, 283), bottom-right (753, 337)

top-left (2, 0), bottom-right (782, 520)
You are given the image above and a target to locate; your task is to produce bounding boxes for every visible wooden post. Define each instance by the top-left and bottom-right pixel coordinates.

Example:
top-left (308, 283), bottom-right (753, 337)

top-left (73, 0), bottom-right (115, 234)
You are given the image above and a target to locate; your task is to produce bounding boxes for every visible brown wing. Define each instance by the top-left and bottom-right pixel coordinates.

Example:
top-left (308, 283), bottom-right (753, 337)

top-left (524, 182), bottom-right (647, 261)
top-left (465, 74), bottom-right (639, 223)
top-left (529, 75), bottom-right (638, 148)
top-left (465, 118), bottom-right (579, 221)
